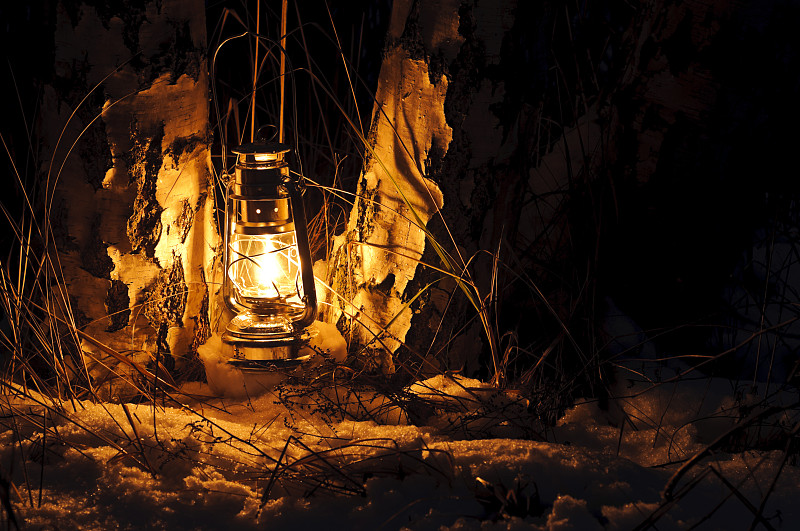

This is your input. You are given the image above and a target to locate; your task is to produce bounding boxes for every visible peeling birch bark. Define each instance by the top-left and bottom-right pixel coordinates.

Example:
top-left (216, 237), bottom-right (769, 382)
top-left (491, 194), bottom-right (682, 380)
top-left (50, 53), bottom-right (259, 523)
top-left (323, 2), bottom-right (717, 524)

top-left (322, 0), bottom-right (456, 372)
top-left (321, 0), bottom-right (519, 373)
top-left (39, 0), bottom-right (218, 395)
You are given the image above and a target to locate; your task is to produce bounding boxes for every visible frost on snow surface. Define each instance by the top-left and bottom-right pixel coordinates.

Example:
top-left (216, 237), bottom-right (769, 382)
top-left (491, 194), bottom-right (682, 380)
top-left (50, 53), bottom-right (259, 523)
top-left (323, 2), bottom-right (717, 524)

top-left (1, 367), bottom-right (799, 530)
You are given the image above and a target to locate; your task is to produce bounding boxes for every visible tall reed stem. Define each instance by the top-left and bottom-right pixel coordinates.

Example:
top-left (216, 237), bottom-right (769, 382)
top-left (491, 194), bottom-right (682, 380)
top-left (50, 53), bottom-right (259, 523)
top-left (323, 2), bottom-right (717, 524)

top-left (279, 0), bottom-right (288, 143)
top-left (251, 0), bottom-right (260, 143)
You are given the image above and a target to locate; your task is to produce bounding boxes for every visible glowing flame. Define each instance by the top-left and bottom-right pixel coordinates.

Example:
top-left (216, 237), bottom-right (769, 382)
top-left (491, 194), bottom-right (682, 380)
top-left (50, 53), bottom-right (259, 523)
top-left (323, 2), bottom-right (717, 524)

top-left (253, 246), bottom-right (282, 296)
top-left (228, 231), bottom-right (302, 302)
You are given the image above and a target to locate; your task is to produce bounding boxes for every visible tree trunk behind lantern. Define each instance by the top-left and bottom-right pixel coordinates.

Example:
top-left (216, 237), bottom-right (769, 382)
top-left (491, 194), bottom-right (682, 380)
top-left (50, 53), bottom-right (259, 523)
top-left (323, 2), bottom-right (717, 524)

top-left (39, 0), bottom-right (219, 397)
top-left (320, 0), bottom-right (614, 380)
top-left (321, 0), bottom-right (537, 376)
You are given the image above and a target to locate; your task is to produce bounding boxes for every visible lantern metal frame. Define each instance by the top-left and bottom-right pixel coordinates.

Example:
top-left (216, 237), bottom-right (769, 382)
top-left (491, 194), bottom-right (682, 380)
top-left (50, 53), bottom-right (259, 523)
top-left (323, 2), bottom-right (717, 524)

top-left (221, 142), bottom-right (317, 368)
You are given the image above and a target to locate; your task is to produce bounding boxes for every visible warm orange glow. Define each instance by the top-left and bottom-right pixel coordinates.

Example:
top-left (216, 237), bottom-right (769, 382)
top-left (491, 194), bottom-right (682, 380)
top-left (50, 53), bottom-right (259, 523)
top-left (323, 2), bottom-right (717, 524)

top-left (227, 231), bottom-right (303, 302)
top-left (253, 243), bottom-right (282, 292)
top-left (253, 152), bottom-right (278, 162)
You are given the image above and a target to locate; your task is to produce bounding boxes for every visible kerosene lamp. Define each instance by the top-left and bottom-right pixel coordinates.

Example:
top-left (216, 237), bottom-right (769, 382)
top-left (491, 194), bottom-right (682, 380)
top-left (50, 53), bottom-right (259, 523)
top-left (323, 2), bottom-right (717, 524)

top-left (222, 142), bottom-right (317, 369)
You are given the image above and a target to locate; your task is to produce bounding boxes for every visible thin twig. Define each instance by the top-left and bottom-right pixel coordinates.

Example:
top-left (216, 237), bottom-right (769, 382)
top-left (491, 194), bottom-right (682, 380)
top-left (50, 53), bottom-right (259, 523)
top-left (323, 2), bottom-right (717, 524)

top-left (662, 401), bottom-right (799, 501)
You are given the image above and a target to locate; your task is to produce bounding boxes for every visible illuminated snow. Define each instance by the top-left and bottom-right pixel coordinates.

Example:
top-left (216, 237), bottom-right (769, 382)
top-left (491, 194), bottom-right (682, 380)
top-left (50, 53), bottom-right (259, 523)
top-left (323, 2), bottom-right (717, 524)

top-left (2, 369), bottom-right (799, 529)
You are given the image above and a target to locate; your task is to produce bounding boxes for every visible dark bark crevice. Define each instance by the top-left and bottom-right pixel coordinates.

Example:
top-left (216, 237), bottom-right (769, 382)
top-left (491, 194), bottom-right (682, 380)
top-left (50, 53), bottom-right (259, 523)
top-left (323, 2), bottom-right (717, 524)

top-left (82, 215), bottom-right (115, 279)
top-left (105, 279), bottom-right (131, 332)
top-left (126, 120), bottom-right (165, 259)
top-left (144, 252), bottom-right (187, 330)
top-left (61, 0), bottom-right (151, 56)
top-left (189, 267), bottom-right (211, 358)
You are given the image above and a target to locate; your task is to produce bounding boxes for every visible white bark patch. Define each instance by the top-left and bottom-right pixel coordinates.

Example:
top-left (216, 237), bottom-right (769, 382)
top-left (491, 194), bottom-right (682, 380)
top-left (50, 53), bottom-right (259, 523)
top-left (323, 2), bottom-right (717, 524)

top-left (42, 1), bottom-right (218, 379)
top-left (106, 72), bottom-right (215, 358)
top-left (327, 46), bottom-right (450, 364)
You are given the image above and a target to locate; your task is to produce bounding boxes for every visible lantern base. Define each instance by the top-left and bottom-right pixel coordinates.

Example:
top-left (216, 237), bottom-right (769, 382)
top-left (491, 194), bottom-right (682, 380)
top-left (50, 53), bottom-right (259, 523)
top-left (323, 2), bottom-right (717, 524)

top-left (221, 312), bottom-right (316, 371)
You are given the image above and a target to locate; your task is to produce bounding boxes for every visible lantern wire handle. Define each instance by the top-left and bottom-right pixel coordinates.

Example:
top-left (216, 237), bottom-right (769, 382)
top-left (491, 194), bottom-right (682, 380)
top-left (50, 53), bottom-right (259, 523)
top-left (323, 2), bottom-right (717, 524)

top-left (257, 125), bottom-right (278, 143)
top-left (286, 178), bottom-right (317, 328)
top-left (210, 29), bottom-right (302, 182)
top-left (279, 0), bottom-right (288, 144)
top-left (251, 0), bottom-right (261, 143)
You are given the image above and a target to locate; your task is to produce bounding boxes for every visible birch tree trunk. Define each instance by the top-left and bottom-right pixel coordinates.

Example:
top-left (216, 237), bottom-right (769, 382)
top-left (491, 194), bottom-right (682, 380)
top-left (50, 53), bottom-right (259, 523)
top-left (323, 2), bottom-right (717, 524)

top-left (39, 0), bottom-right (218, 396)
top-left (321, 0), bottom-right (526, 375)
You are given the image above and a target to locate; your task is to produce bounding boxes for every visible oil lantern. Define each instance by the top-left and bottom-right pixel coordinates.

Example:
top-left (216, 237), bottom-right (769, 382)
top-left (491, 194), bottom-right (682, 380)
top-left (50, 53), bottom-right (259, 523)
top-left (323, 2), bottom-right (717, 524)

top-left (222, 143), bottom-right (317, 368)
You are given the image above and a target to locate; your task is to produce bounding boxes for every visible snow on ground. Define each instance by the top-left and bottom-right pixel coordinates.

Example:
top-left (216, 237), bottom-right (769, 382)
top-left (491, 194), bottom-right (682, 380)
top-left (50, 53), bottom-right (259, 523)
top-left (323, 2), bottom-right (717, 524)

top-left (2, 364), bottom-right (799, 530)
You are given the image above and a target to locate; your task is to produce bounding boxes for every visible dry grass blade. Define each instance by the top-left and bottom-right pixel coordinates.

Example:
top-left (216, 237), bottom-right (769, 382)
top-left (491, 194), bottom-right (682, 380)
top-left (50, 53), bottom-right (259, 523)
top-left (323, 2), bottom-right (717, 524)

top-left (748, 421), bottom-right (800, 531)
top-left (120, 402), bottom-right (156, 476)
top-left (633, 468), bottom-right (712, 531)
top-left (682, 453), bottom-right (775, 531)
top-left (0, 382), bottom-right (152, 474)
top-left (706, 466), bottom-right (776, 531)
top-left (26, 297), bottom-right (178, 393)
top-left (261, 434), bottom-right (453, 502)
top-left (260, 435), bottom-right (295, 511)
top-left (0, 463), bottom-right (22, 530)
top-left (662, 401), bottom-right (799, 501)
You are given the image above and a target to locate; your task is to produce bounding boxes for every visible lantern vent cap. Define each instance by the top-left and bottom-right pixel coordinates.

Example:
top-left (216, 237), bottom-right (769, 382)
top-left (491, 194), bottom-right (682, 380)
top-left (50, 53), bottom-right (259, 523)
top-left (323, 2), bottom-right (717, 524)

top-left (232, 142), bottom-right (291, 163)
